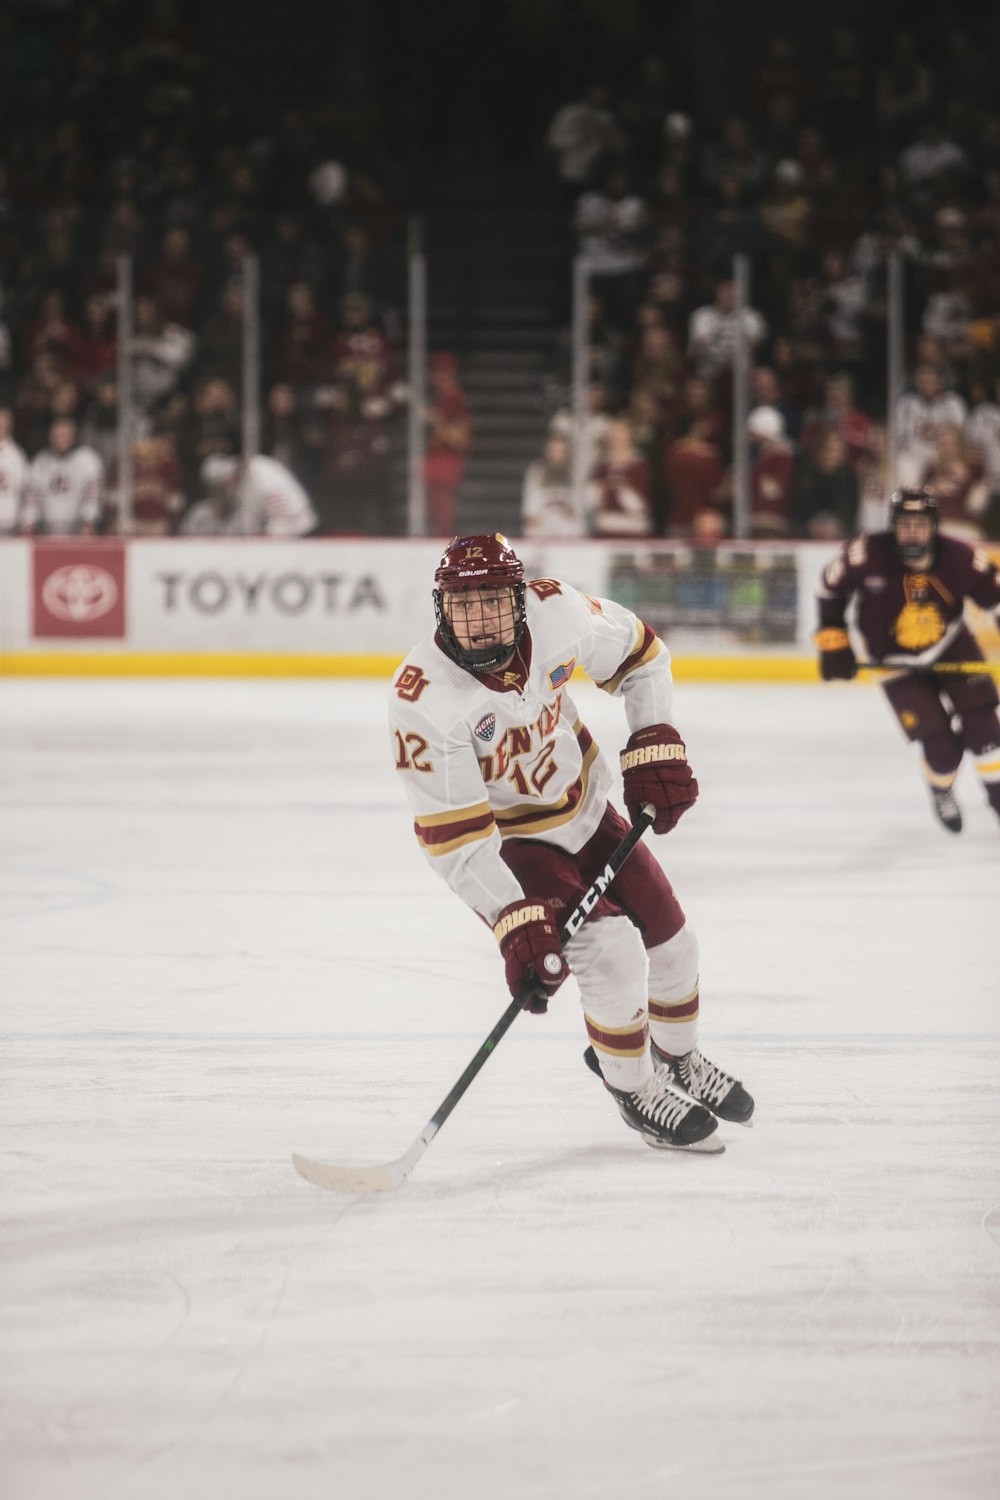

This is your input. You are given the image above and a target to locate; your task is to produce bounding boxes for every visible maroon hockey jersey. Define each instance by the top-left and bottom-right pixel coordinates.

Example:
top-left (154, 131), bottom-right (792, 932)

top-left (817, 532), bottom-right (1000, 665)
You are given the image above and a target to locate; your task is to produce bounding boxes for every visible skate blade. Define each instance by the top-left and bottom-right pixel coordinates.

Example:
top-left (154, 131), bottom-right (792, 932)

top-left (643, 1133), bottom-right (725, 1155)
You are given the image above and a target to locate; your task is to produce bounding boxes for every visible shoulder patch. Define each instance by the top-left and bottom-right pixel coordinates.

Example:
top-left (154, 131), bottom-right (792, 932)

top-left (528, 578), bottom-right (563, 601)
top-left (548, 659), bottom-right (576, 689)
top-left (474, 712), bottom-right (496, 742)
top-left (394, 664), bottom-right (430, 702)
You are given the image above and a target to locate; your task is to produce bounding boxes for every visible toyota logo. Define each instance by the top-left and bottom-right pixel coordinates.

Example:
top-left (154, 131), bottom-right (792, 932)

top-left (41, 564), bottom-right (119, 622)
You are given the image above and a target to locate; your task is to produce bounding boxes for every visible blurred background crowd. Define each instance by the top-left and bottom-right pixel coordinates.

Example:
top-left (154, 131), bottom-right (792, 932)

top-left (1, 0), bottom-right (999, 543)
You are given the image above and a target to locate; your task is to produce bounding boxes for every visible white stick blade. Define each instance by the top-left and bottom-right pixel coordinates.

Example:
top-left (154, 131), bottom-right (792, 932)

top-left (291, 1153), bottom-right (401, 1193)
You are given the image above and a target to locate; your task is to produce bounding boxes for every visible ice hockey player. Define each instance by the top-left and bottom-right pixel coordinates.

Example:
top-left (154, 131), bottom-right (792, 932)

top-left (388, 533), bottom-right (754, 1154)
top-left (816, 488), bottom-right (1000, 832)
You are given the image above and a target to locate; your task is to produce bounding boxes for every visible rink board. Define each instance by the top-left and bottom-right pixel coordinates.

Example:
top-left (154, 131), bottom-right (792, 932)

top-left (1, 536), bottom-right (998, 677)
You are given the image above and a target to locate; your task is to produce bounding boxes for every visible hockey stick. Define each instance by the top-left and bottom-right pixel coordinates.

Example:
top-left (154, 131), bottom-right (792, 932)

top-left (292, 801), bottom-right (657, 1194)
top-left (856, 660), bottom-right (1000, 675)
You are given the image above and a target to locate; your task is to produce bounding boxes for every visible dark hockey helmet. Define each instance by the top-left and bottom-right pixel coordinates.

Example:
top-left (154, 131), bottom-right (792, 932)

top-left (433, 533), bottom-right (527, 672)
top-left (890, 487), bottom-right (939, 562)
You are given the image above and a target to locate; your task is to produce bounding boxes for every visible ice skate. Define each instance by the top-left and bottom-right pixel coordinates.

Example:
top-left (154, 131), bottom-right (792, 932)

top-left (583, 1046), bottom-right (723, 1154)
top-left (929, 785), bottom-right (962, 833)
top-left (650, 1039), bottom-right (755, 1125)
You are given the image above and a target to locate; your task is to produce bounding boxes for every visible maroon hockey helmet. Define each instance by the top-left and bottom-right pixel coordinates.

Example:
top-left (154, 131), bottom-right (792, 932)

top-left (433, 533), bottom-right (527, 672)
top-left (890, 487), bottom-right (939, 562)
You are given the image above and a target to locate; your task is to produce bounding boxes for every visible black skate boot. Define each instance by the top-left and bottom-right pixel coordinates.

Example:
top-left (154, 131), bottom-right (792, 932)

top-left (930, 786), bottom-right (962, 833)
top-left (583, 1046), bottom-right (722, 1153)
top-left (650, 1038), bottom-right (755, 1125)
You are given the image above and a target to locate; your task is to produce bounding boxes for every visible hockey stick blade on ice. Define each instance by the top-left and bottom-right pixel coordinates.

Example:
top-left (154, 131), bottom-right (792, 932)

top-left (292, 802), bottom-right (656, 1193)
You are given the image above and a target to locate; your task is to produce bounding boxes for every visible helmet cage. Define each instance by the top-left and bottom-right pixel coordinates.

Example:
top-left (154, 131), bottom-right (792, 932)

top-left (433, 534), bottom-right (527, 672)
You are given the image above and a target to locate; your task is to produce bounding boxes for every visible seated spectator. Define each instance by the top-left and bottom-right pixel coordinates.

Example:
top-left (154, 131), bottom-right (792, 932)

top-left (965, 371), bottom-right (1000, 501)
top-left (687, 276), bottom-right (767, 386)
top-left (920, 422), bottom-right (990, 541)
top-left (792, 429), bottom-right (859, 539)
top-left (893, 360), bottom-right (968, 487)
top-left (750, 363), bottom-right (804, 444)
top-left (142, 226), bottom-right (204, 330)
top-left (574, 170), bottom-right (649, 327)
top-left (21, 416), bottom-right (105, 535)
top-left (197, 282), bottom-right (246, 387)
top-left (799, 371), bottom-right (870, 470)
top-left (663, 415), bottom-right (727, 539)
top-left (76, 294), bottom-right (118, 397)
top-left (318, 292), bottom-right (404, 535)
top-left (699, 115), bottom-right (768, 199)
top-left (20, 289), bottom-right (86, 381)
top-left (746, 404), bottom-right (795, 537)
top-left (130, 294), bottom-right (196, 415)
top-left (120, 432), bottom-right (185, 536)
top-left (14, 352), bottom-right (70, 455)
top-left (855, 420), bottom-right (893, 533)
top-left (273, 278), bottom-right (334, 390)
top-left (423, 351), bottom-right (470, 537)
top-left (589, 416), bottom-right (654, 537)
top-left (521, 433), bottom-right (586, 537)
top-left (758, 159), bottom-right (813, 258)
top-left (78, 373), bottom-right (127, 475)
top-left (191, 453), bottom-right (316, 537)
top-left (817, 250), bottom-right (867, 367)
top-left (171, 377), bottom-right (241, 501)
top-left (549, 379), bottom-right (612, 469)
top-left (0, 407), bottom-right (28, 534)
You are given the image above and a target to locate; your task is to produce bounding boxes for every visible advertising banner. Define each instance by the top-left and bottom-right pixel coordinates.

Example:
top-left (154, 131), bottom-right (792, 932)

top-left (31, 542), bottom-right (127, 639)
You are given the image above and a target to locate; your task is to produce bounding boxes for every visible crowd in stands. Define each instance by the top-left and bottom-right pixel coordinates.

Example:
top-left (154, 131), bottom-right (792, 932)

top-left (1, 3), bottom-right (999, 546)
top-left (526, 23), bottom-right (1000, 544)
top-left (0, 0), bottom-right (416, 538)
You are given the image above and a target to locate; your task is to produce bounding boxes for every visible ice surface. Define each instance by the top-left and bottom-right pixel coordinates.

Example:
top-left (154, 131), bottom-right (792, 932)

top-left (1, 674), bottom-right (998, 1500)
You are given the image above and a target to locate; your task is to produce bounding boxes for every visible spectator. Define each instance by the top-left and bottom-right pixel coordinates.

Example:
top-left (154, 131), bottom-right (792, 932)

top-left (79, 373), bottom-right (132, 476)
top-left (799, 371), bottom-right (871, 471)
top-left (687, 277), bottom-right (767, 386)
top-left (792, 429), bottom-right (859, 539)
top-left (273, 278), bottom-right (334, 390)
top-left (758, 159), bottom-right (813, 258)
top-left (746, 405), bottom-right (795, 537)
top-left (0, 407), bottom-right (28, 534)
top-left (424, 351), bottom-right (471, 537)
top-left (141, 226), bottom-right (204, 330)
top-left (123, 432), bottom-right (185, 536)
top-left (965, 371), bottom-right (1000, 502)
top-left (76, 294), bottom-right (118, 397)
top-left (130, 294), bottom-right (196, 416)
top-left (521, 433), bottom-right (586, 537)
top-left (919, 423), bottom-right (990, 541)
top-left (856, 421), bottom-right (894, 533)
top-left (320, 292), bottom-right (403, 535)
top-left (574, 170), bottom-right (650, 327)
top-left (663, 416), bottom-right (727, 539)
top-left (546, 84), bottom-right (616, 192)
top-left (21, 417), bottom-right (105, 535)
top-left (193, 453), bottom-right (316, 537)
top-left (894, 361), bottom-right (968, 487)
top-left (590, 416), bottom-right (654, 538)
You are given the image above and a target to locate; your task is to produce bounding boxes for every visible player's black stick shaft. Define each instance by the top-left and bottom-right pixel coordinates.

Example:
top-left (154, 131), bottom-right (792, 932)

top-left (292, 802), bottom-right (657, 1192)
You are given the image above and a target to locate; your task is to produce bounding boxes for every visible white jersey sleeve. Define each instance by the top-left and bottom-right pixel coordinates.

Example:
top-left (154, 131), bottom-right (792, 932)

top-left (388, 579), bottom-right (676, 925)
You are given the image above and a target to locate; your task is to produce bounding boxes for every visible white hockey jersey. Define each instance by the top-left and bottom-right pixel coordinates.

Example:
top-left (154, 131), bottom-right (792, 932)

top-left (240, 455), bottom-right (316, 537)
top-left (388, 579), bottom-right (675, 925)
top-left (0, 437), bottom-right (28, 533)
top-left (22, 445), bottom-right (104, 533)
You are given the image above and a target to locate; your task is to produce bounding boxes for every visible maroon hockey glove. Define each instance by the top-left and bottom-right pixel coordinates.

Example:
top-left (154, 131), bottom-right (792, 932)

top-left (816, 627), bottom-right (857, 681)
top-left (620, 724), bottom-right (699, 835)
top-left (493, 900), bottom-right (570, 1013)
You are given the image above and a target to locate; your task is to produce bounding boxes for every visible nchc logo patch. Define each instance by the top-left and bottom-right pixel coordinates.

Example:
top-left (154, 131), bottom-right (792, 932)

top-left (474, 712), bottom-right (496, 742)
top-left (548, 658), bottom-right (575, 689)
